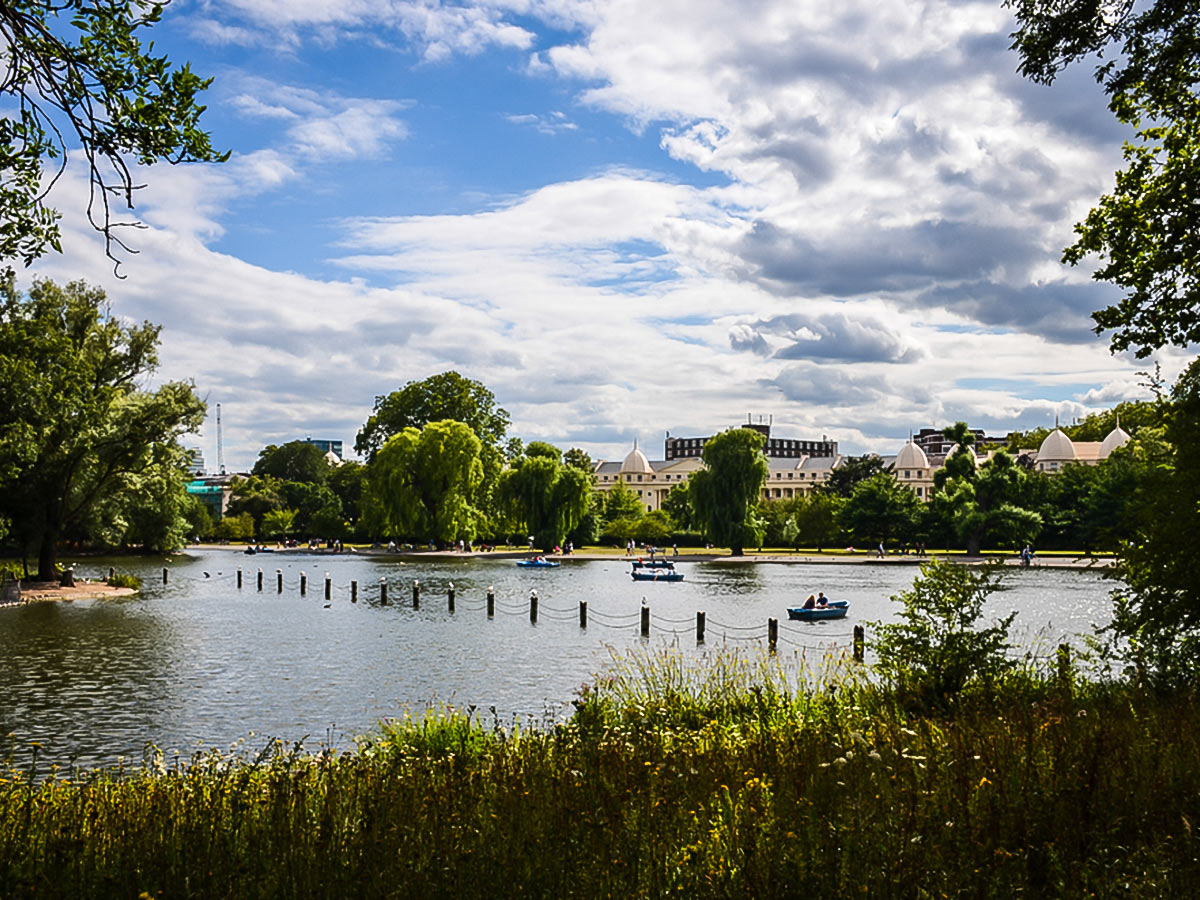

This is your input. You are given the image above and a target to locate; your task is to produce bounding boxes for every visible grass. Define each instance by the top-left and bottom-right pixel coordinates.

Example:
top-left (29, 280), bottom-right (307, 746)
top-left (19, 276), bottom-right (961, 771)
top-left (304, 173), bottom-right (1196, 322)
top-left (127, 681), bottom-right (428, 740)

top-left (2, 647), bottom-right (1198, 898)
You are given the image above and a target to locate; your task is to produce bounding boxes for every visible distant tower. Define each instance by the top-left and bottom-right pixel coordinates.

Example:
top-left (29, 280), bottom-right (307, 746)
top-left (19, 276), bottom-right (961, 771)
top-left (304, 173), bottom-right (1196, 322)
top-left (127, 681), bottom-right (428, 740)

top-left (216, 403), bottom-right (226, 475)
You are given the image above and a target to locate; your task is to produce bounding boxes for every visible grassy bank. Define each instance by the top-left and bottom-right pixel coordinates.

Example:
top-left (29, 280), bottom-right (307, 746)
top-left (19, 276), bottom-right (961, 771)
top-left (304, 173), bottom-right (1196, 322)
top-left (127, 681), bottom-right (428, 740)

top-left (2, 649), bottom-right (1198, 899)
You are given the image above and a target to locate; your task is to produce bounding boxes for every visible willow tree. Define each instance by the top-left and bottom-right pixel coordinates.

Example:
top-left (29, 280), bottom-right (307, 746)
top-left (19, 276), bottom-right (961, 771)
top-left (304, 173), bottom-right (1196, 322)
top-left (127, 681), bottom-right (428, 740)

top-left (366, 420), bottom-right (483, 544)
top-left (497, 442), bottom-right (591, 550)
top-left (0, 276), bottom-right (205, 579)
top-left (689, 428), bottom-right (768, 556)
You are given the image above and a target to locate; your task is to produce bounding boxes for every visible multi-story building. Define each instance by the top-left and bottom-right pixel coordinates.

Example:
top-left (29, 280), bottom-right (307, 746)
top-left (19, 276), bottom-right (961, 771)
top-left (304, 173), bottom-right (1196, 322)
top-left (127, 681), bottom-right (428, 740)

top-left (303, 438), bottom-right (343, 460)
top-left (664, 417), bottom-right (837, 460)
top-left (594, 420), bottom-right (1134, 513)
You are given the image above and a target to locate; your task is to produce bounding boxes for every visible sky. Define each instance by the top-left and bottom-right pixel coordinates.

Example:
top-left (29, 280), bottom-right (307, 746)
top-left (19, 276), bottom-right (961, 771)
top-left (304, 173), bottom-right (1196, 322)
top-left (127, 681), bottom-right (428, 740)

top-left (23, 0), bottom-right (1183, 470)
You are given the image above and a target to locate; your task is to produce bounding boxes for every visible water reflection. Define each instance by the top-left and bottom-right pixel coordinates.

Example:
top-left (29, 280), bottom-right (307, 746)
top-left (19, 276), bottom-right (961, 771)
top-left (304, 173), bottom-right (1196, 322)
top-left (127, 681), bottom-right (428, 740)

top-left (0, 550), bottom-right (1115, 771)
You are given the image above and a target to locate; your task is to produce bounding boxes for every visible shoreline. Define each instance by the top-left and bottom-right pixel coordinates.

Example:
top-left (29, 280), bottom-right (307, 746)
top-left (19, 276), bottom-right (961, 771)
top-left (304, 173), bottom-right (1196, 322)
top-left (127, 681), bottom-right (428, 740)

top-left (191, 544), bottom-right (1115, 569)
top-left (10, 581), bottom-right (137, 604)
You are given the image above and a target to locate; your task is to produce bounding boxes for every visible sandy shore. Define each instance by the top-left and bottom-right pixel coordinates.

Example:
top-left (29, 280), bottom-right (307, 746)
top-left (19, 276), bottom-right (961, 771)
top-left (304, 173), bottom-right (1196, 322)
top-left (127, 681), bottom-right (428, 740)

top-left (8, 581), bottom-right (137, 604)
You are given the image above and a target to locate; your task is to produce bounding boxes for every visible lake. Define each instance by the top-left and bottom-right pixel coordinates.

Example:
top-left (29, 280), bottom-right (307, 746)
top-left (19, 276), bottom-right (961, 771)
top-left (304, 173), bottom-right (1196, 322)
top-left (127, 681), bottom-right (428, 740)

top-left (0, 549), bottom-right (1114, 771)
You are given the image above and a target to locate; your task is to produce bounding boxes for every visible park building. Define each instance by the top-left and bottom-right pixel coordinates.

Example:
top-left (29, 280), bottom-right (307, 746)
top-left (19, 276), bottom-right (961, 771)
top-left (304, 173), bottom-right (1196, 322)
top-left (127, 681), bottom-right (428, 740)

top-left (594, 418), bottom-right (1134, 513)
top-left (594, 423), bottom-right (844, 513)
top-left (1032, 422), bottom-right (1130, 473)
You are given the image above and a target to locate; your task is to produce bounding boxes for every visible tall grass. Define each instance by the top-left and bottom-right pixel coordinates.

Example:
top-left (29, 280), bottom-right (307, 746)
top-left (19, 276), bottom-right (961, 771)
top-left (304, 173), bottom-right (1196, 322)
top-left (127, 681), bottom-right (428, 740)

top-left (3, 648), bottom-right (1199, 898)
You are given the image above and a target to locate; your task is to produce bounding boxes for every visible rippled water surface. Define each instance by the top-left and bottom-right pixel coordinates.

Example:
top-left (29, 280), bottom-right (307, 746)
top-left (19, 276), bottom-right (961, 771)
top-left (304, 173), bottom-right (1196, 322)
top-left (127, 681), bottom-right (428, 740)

top-left (0, 550), bottom-right (1114, 769)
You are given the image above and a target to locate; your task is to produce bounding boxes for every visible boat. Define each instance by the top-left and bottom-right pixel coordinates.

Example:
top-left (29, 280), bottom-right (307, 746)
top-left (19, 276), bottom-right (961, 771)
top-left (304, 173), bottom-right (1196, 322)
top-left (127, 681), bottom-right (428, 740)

top-left (632, 558), bottom-right (675, 569)
top-left (631, 569), bottom-right (684, 582)
top-left (787, 603), bottom-right (849, 621)
top-left (516, 558), bottom-right (560, 568)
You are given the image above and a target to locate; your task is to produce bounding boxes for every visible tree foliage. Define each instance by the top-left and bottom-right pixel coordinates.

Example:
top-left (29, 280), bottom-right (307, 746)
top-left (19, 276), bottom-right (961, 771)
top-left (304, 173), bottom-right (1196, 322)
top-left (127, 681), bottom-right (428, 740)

top-left (355, 371), bottom-right (510, 460)
top-left (366, 420), bottom-right (483, 544)
top-left (0, 276), bottom-right (204, 578)
top-left (498, 446), bottom-right (591, 550)
top-left (824, 454), bottom-right (888, 498)
top-left (252, 441), bottom-right (331, 484)
top-left (688, 428), bottom-right (768, 556)
top-left (871, 560), bottom-right (1016, 707)
top-left (1010, 0), bottom-right (1200, 356)
top-left (1106, 358), bottom-right (1200, 684)
top-left (840, 472), bottom-right (921, 547)
top-left (0, 1), bottom-right (226, 267)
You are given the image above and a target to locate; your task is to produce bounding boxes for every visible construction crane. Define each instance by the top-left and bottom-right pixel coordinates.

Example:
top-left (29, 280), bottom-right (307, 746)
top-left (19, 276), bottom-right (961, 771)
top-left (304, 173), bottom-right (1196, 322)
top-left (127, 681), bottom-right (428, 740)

top-left (216, 403), bottom-right (226, 475)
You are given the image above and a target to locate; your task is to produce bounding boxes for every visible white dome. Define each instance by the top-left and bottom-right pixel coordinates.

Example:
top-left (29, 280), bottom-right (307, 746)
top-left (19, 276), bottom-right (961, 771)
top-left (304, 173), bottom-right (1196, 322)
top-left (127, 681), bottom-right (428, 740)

top-left (946, 442), bottom-right (978, 467)
top-left (1099, 425), bottom-right (1131, 458)
top-left (324, 450), bottom-right (343, 467)
top-left (895, 440), bottom-right (929, 470)
top-left (621, 443), bottom-right (653, 474)
top-left (1037, 428), bottom-right (1076, 462)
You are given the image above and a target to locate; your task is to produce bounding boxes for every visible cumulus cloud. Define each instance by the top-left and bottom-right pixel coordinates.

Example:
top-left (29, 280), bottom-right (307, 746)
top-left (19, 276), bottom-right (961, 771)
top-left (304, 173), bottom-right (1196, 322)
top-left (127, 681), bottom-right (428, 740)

top-left (730, 311), bottom-right (923, 364)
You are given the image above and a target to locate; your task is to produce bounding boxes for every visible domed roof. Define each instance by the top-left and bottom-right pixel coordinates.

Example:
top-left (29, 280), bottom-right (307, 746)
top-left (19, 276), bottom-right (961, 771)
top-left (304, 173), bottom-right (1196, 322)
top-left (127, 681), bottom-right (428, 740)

top-left (895, 440), bottom-right (929, 470)
top-left (946, 442), bottom-right (978, 467)
top-left (621, 442), bottom-right (653, 474)
top-left (1099, 424), bottom-right (1131, 458)
top-left (1037, 428), bottom-right (1076, 462)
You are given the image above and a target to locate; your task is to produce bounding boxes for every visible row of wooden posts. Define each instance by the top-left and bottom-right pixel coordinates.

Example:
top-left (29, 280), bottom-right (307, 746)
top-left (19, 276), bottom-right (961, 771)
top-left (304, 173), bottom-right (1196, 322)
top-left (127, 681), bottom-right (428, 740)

top-left (156, 566), bottom-right (870, 660)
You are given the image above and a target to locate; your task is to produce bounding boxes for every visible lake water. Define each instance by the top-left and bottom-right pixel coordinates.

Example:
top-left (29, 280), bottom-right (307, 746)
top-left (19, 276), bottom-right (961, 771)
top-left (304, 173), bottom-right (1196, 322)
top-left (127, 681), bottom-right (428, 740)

top-left (0, 549), bottom-right (1115, 770)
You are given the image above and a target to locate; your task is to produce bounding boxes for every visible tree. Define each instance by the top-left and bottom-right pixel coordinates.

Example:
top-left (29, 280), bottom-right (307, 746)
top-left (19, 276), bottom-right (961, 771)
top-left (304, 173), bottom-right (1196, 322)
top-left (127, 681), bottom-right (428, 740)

top-left (563, 447), bottom-right (594, 472)
top-left (367, 420), bottom-right (483, 544)
top-left (661, 481), bottom-right (694, 531)
top-left (933, 448), bottom-right (1043, 556)
top-left (688, 428), bottom-right (768, 556)
top-left (1105, 358), bottom-right (1200, 685)
top-left (824, 454), bottom-right (888, 497)
top-left (1009, 0), bottom-right (1200, 356)
top-left (793, 491), bottom-right (841, 551)
top-left (498, 447), bottom-right (591, 550)
top-left (327, 460), bottom-right (365, 526)
top-left (252, 441), bottom-right (331, 484)
top-left (355, 371), bottom-right (510, 460)
top-left (225, 475), bottom-right (285, 535)
top-left (0, 276), bottom-right (204, 578)
top-left (214, 511), bottom-right (254, 542)
top-left (0, 1), bottom-right (225, 267)
top-left (870, 560), bottom-right (1016, 708)
top-left (261, 508), bottom-right (297, 541)
top-left (839, 472), bottom-right (921, 548)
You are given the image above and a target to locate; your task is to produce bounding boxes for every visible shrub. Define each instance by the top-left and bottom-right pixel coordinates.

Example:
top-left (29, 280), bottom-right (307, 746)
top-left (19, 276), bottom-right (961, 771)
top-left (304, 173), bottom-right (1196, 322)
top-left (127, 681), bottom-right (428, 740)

top-left (869, 559), bottom-right (1016, 706)
top-left (106, 573), bottom-right (142, 590)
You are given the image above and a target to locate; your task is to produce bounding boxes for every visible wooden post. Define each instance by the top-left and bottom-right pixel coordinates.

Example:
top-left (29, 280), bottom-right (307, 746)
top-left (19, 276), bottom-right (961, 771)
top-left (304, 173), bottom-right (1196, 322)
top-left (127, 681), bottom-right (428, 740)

top-left (447, 582), bottom-right (456, 613)
top-left (379, 578), bottom-right (388, 605)
top-left (351, 580), bottom-right (358, 603)
top-left (530, 589), bottom-right (538, 624)
top-left (162, 567), bottom-right (169, 584)
top-left (853, 625), bottom-right (864, 663)
top-left (61, 567), bottom-right (75, 588)
top-left (768, 617), bottom-right (778, 653)
top-left (300, 572), bottom-right (307, 596)
top-left (696, 610), bottom-right (706, 644)
top-left (1057, 643), bottom-right (1071, 685)
top-left (276, 570), bottom-right (283, 594)
top-left (108, 566), bottom-right (115, 581)
top-left (412, 580), bottom-right (420, 609)
top-left (579, 600), bottom-right (587, 629)
top-left (237, 567), bottom-right (243, 589)
top-left (487, 586), bottom-right (495, 618)
top-left (324, 573), bottom-right (331, 601)
top-left (257, 568), bottom-right (263, 592)
top-left (640, 603), bottom-right (650, 637)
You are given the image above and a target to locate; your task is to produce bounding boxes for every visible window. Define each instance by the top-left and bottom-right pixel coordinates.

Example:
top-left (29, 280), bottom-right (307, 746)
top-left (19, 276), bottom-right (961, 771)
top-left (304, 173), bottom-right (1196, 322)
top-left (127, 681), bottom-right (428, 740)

top-left (788, 472), bottom-right (793, 478)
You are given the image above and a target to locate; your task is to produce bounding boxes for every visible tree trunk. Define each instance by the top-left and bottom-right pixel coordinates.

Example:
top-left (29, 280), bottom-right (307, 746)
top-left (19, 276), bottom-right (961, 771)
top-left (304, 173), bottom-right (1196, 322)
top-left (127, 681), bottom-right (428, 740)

top-left (966, 532), bottom-right (983, 557)
top-left (730, 545), bottom-right (744, 556)
top-left (37, 523), bottom-right (59, 581)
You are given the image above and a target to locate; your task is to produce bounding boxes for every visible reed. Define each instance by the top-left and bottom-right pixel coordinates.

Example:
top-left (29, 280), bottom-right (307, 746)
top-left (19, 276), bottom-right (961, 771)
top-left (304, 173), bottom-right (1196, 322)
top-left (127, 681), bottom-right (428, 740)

top-left (2, 648), bottom-right (1199, 898)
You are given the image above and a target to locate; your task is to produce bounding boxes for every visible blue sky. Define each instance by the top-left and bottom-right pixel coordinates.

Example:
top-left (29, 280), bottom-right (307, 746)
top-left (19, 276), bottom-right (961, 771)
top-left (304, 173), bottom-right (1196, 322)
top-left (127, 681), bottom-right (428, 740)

top-left (26, 0), bottom-right (1177, 470)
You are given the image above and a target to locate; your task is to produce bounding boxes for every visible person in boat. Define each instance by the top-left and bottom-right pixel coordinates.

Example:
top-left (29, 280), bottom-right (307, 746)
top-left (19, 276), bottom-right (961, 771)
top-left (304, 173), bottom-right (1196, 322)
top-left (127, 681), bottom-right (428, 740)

top-left (816, 592), bottom-right (829, 608)
top-left (802, 594), bottom-right (816, 610)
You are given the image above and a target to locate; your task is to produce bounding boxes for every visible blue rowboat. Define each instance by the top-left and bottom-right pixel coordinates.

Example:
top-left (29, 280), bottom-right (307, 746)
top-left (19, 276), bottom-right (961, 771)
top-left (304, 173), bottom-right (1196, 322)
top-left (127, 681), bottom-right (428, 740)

top-left (787, 604), bottom-right (848, 621)
top-left (516, 559), bottom-right (560, 568)
top-left (631, 569), bottom-right (684, 582)
top-left (632, 559), bottom-right (675, 569)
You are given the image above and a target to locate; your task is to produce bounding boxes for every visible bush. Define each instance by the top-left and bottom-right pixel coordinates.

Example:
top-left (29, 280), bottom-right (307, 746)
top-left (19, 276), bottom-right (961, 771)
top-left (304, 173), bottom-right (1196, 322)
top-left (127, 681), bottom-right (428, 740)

top-left (106, 573), bottom-right (142, 590)
top-left (869, 559), bottom-right (1016, 707)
